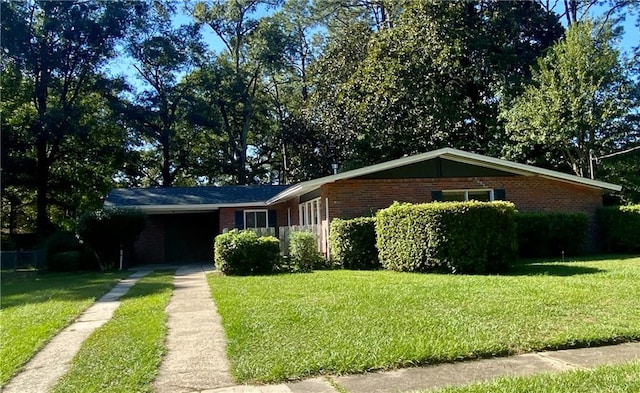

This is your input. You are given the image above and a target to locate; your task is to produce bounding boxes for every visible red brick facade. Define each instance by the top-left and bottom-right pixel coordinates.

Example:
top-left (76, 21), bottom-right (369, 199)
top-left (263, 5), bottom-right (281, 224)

top-left (312, 175), bottom-right (603, 252)
top-left (320, 176), bottom-right (603, 220)
top-left (132, 175), bottom-right (606, 263)
top-left (133, 215), bottom-right (166, 264)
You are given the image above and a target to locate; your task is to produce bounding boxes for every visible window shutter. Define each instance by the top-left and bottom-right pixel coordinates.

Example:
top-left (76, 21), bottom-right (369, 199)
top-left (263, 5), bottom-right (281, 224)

top-left (431, 190), bottom-right (443, 202)
top-left (268, 210), bottom-right (277, 228)
top-left (234, 210), bottom-right (244, 229)
top-left (494, 189), bottom-right (506, 201)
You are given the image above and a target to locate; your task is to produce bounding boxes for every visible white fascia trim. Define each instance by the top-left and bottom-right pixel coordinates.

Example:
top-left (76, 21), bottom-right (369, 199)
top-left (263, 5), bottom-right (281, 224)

top-left (267, 147), bottom-right (621, 203)
top-left (267, 149), bottom-right (449, 204)
top-left (106, 201), bottom-right (269, 214)
top-left (441, 150), bottom-right (622, 191)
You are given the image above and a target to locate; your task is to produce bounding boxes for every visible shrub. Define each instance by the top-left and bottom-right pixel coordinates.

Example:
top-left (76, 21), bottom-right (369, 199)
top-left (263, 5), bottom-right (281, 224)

top-left (376, 201), bottom-right (517, 274)
top-left (330, 217), bottom-right (380, 270)
top-left (288, 231), bottom-right (322, 272)
top-left (597, 205), bottom-right (640, 253)
top-left (547, 213), bottom-right (589, 256)
top-left (50, 251), bottom-right (82, 271)
top-left (516, 212), bottom-right (589, 258)
top-left (214, 230), bottom-right (281, 275)
top-left (515, 213), bottom-right (550, 258)
top-left (44, 232), bottom-right (82, 271)
top-left (77, 208), bottom-right (147, 270)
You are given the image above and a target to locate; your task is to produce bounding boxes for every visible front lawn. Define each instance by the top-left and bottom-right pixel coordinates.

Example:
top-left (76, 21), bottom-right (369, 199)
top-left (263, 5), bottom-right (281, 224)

top-left (0, 271), bottom-right (127, 386)
top-left (207, 256), bottom-right (640, 383)
top-left (431, 361), bottom-right (640, 393)
top-left (53, 270), bottom-right (174, 393)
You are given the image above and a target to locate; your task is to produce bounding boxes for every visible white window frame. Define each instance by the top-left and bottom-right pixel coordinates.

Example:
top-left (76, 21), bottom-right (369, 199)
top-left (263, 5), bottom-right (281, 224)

top-left (299, 197), bottom-right (321, 226)
top-left (442, 189), bottom-right (494, 202)
top-left (244, 209), bottom-right (269, 229)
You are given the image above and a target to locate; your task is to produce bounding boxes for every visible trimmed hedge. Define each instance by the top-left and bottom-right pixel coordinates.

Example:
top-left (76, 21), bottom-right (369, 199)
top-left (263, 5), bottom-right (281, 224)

top-left (597, 205), bottom-right (640, 253)
top-left (376, 201), bottom-right (517, 274)
top-left (214, 230), bottom-right (280, 275)
top-left (548, 213), bottom-right (589, 256)
top-left (515, 213), bottom-right (549, 258)
top-left (288, 231), bottom-right (322, 272)
top-left (516, 212), bottom-right (589, 257)
top-left (329, 217), bottom-right (380, 270)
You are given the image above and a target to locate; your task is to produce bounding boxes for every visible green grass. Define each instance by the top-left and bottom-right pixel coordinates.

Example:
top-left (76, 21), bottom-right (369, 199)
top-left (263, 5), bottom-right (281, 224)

top-left (0, 270), bottom-right (127, 386)
top-left (52, 270), bottom-right (174, 393)
top-left (207, 256), bottom-right (640, 383)
top-left (429, 361), bottom-right (640, 393)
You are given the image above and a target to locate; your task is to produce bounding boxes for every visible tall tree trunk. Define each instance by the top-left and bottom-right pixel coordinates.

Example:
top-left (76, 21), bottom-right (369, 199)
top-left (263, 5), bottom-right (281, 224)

top-left (161, 130), bottom-right (173, 187)
top-left (36, 137), bottom-right (50, 238)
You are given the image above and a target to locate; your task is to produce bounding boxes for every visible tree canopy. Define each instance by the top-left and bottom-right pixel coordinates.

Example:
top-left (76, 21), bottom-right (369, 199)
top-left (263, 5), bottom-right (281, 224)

top-left (1, 0), bottom-right (639, 235)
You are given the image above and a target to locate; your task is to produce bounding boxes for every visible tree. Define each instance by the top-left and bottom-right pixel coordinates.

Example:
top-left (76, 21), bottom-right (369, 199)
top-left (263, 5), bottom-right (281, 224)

top-left (191, 0), bottom-right (288, 184)
top-left (503, 20), bottom-right (638, 178)
top-left (311, 0), bottom-right (563, 167)
top-left (123, 4), bottom-right (205, 187)
top-left (0, 1), bottom-right (144, 236)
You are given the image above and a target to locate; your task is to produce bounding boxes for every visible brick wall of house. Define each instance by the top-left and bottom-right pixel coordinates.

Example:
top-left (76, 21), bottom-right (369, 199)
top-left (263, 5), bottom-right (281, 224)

top-left (320, 176), bottom-right (602, 219)
top-left (318, 175), bottom-right (603, 251)
top-left (219, 208), bottom-right (236, 232)
top-left (134, 215), bottom-right (165, 264)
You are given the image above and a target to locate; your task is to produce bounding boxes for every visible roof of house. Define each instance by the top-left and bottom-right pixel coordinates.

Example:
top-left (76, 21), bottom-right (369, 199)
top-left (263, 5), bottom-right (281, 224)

top-left (267, 147), bottom-right (622, 204)
top-left (105, 185), bottom-right (288, 213)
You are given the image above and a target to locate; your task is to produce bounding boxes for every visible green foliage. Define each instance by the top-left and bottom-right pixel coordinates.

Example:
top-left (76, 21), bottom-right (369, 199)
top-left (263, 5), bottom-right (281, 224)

top-left (287, 231), bottom-right (322, 272)
top-left (503, 20), bottom-right (637, 178)
top-left (77, 208), bottom-right (147, 270)
top-left (124, 14), bottom-right (205, 187)
top-left (516, 212), bottom-right (589, 257)
top-left (376, 201), bottom-right (517, 274)
top-left (214, 230), bottom-right (280, 276)
top-left (547, 213), bottom-right (589, 256)
top-left (329, 217), bottom-right (380, 270)
top-left (43, 232), bottom-right (96, 272)
top-left (313, 0), bottom-right (562, 165)
top-left (0, 1), bottom-right (145, 235)
top-left (515, 213), bottom-right (550, 258)
top-left (599, 150), bottom-right (640, 204)
top-left (597, 205), bottom-right (640, 253)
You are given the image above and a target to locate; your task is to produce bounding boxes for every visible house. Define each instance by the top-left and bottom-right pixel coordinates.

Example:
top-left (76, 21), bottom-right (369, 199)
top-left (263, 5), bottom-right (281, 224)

top-left (105, 148), bottom-right (621, 263)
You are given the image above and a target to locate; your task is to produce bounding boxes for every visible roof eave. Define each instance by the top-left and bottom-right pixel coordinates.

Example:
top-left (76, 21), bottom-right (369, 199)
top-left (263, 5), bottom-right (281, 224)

top-left (262, 147), bottom-right (623, 204)
top-left (441, 151), bottom-right (622, 192)
top-left (103, 201), bottom-right (269, 214)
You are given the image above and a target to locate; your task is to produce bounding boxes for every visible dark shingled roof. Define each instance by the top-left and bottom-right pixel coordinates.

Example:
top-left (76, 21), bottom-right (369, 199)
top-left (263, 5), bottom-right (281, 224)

top-left (105, 185), bottom-right (289, 207)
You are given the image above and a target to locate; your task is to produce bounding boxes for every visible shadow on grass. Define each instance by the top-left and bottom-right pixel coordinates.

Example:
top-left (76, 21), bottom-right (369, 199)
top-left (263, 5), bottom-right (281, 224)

top-left (122, 278), bottom-right (175, 300)
top-left (506, 254), bottom-right (640, 277)
top-left (0, 270), bottom-right (147, 310)
top-left (508, 263), bottom-right (605, 276)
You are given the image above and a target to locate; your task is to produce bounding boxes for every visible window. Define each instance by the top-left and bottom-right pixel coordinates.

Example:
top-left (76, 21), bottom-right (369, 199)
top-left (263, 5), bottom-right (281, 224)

top-left (442, 189), bottom-right (494, 202)
top-left (244, 210), bottom-right (268, 229)
top-left (299, 198), bottom-right (321, 226)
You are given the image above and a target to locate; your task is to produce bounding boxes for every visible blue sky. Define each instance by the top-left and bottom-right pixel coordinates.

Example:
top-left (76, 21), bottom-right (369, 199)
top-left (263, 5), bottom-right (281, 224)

top-left (106, 3), bottom-right (639, 94)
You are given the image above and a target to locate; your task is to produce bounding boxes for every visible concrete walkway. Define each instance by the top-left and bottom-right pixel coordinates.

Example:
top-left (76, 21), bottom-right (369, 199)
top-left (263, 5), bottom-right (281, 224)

top-left (3, 269), bottom-right (152, 393)
top-left (152, 264), bottom-right (235, 393)
top-left (195, 342), bottom-right (640, 393)
top-left (4, 265), bottom-right (639, 393)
